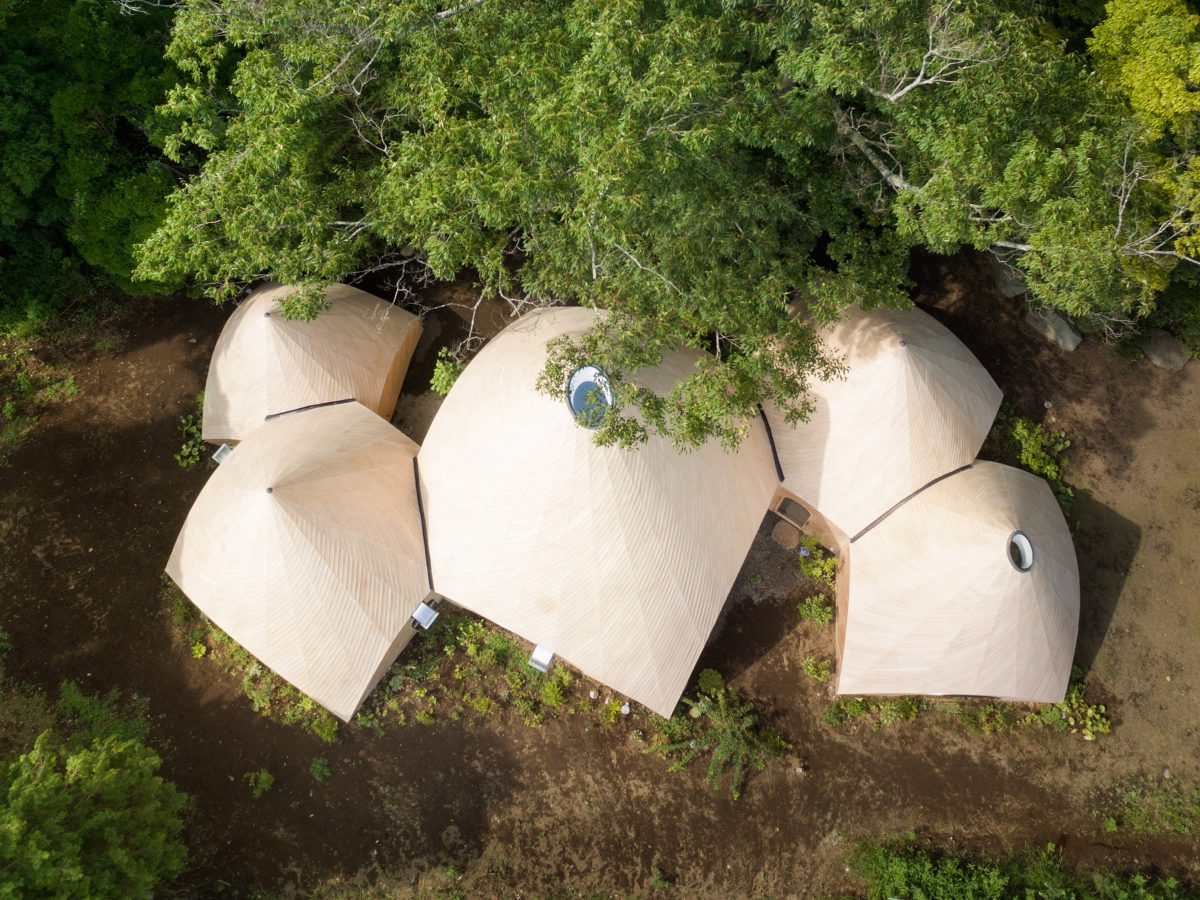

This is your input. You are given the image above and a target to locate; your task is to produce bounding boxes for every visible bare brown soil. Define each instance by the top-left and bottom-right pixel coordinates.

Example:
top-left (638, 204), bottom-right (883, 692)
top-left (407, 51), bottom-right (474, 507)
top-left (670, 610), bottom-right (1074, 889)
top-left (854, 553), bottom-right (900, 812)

top-left (1, 254), bottom-right (1198, 897)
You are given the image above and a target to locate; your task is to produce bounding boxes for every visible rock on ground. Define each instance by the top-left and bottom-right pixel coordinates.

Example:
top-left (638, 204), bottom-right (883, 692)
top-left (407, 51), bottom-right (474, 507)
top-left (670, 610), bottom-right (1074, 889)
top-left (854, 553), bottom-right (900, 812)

top-left (1144, 329), bottom-right (1191, 372)
top-left (771, 518), bottom-right (801, 550)
top-left (1025, 308), bottom-right (1082, 352)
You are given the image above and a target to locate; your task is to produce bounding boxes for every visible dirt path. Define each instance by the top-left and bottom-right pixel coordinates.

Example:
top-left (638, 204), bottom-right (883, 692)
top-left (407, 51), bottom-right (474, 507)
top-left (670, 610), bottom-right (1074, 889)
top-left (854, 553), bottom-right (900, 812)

top-left (1, 260), bottom-right (1198, 896)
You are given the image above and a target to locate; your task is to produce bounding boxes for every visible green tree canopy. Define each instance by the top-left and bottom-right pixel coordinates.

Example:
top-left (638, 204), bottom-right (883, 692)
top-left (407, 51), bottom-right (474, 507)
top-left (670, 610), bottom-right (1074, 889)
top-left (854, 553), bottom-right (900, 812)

top-left (0, 731), bottom-right (187, 899)
top-left (137, 0), bottom-right (1199, 445)
top-left (0, 0), bottom-right (179, 328)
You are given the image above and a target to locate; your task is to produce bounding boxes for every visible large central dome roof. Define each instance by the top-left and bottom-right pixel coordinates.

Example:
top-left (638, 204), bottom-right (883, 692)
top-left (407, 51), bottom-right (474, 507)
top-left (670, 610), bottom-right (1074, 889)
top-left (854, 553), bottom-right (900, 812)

top-left (418, 307), bottom-right (778, 716)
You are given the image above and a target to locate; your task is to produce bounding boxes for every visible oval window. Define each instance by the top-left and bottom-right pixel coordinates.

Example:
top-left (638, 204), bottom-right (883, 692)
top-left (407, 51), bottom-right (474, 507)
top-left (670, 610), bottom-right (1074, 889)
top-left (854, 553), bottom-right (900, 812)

top-left (566, 365), bottom-right (613, 429)
top-left (1008, 531), bottom-right (1034, 572)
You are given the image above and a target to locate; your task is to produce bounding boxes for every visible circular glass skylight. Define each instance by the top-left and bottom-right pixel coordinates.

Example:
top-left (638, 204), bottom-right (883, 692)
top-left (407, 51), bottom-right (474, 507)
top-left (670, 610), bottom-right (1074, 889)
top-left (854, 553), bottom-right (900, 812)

top-left (1008, 531), bottom-right (1034, 572)
top-left (566, 365), bottom-right (612, 429)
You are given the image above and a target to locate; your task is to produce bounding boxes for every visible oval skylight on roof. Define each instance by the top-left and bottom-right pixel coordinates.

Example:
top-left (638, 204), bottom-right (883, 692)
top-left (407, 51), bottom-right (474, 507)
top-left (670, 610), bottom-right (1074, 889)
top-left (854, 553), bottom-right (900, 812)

top-left (566, 365), bottom-right (612, 429)
top-left (1008, 531), bottom-right (1034, 572)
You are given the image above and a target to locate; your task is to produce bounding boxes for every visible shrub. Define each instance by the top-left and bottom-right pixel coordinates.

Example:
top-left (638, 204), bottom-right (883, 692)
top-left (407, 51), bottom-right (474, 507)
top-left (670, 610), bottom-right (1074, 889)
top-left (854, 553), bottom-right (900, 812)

top-left (989, 408), bottom-right (1074, 514)
top-left (245, 768), bottom-right (274, 798)
top-left (823, 696), bottom-right (921, 730)
top-left (801, 655), bottom-right (832, 682)
top-left (798, 594), bottom-right (833, 625)
top-left (697, 668), bottom-right (725, 695)
top-left (648, 678), bottom-right (788, 800)
top-left (875, 697), bottom-right (921, 727)
top-left (797, 534), bottom-right (837, 585)
top-left (173, 392), bottom-right (206, 469)
top-left (309, 757), bottom-right (331, 782)
top-left (0, 732), bottom-right (187, 899)
top-left (1022, 670), bottom-right (1110, 741)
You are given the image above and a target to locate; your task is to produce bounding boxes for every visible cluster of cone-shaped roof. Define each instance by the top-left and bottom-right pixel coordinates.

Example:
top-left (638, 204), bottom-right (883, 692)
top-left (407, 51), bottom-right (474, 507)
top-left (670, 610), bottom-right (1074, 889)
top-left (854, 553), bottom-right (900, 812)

top-left (167, 283), bottom-right (1080, 722)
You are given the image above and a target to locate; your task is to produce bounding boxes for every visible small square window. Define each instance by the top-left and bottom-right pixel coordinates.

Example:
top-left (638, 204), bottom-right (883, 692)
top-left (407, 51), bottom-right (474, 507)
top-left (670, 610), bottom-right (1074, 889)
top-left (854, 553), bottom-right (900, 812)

top-left (776, 497), bottom-right (811, 527)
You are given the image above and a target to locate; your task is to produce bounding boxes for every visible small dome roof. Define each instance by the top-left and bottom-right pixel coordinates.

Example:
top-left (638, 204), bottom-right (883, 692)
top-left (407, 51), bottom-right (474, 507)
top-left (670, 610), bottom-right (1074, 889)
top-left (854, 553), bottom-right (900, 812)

top-left (168, 401), bottom-right (430, 721)
top-left (837, 462), bottom-right (1080, 703)
top-left (764, 305), bottom-right (1001, 540)
top-left (202, 282), bottom-right (422, 443)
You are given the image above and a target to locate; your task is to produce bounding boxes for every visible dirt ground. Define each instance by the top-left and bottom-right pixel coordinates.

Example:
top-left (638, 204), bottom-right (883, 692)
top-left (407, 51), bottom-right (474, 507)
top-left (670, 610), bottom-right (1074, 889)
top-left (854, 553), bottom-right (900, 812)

top-left (1, 253), bottom-right (1198, 897)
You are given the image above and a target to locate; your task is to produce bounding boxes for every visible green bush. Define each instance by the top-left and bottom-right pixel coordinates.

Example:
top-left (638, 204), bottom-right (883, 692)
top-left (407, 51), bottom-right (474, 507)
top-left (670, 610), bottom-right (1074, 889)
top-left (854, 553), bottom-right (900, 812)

top-left (850, 838), bottom-right (1186, 899)
top-left (647, 676), bottom-right (788, 800)
top-left (989, 408), bottom-right (1074, 514)
top-left (824, 695), bottom-right (922, 730)
top-left (173, 392), bottom-right (205, 469)
top-left (245, 768), bottom-right (274, 798)
top-left (0, 732), bottom-right (187, 899)
top-left (797, 534), bottom-right (838, 585)
top-left (1022, 670), bottom-right (1110, 741)
top-left (309, 757), bottom-right (331, 782)
top-left (797, 595), bottom-right (833, 626)
top-left (801, 655), bottom-right (832, 682)
top-left (696, 668), bottom-right (725, 695)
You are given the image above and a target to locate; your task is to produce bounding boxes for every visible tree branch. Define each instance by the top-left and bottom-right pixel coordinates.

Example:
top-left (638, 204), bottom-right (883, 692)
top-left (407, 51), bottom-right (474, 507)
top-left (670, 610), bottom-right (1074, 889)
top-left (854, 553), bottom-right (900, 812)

top-left (832, 103), bottom-right (918, 192)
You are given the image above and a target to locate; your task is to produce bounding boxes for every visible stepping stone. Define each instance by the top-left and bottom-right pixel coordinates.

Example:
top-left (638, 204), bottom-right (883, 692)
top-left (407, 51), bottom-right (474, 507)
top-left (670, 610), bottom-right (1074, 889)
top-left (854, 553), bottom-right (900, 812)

top-left (1026, 308), bottom-right (1082, 352)
top-left (771, 519), bottom-right (801, 550)
top-left (1144, 329), bottom-right (1191, 371)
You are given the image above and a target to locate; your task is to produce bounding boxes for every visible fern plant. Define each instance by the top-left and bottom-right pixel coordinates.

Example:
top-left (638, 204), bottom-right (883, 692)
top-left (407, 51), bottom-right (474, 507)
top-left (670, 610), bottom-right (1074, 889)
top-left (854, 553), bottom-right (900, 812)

top-left (649, 675), bottom-right (788, 800)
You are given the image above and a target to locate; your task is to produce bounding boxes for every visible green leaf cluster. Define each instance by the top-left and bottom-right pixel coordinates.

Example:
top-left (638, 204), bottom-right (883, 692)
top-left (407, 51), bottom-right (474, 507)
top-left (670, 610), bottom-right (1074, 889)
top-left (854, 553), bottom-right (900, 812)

top-left (0, 732), bottom-right (186, 899)
top-left (648, 669), bottom-right (788, 800)
top-left (135, 0), bottom-right (1200, 443)
top-left (0, 0), bottom-right (181, 328)
top-left (851, 838), bottom-right (1187, 899)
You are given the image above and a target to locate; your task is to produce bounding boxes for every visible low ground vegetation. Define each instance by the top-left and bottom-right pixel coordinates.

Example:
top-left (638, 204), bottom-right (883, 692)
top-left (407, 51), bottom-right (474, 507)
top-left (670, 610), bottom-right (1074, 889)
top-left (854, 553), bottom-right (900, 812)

top-left (173, 392), bottom-right (206, 469)
top-left (985, 406), bottom-right (1075, 515)
top-left (1101, 777), bottom-right (1200, 837)
top-left (851, 836), bottom-right (1189, 899)
top-left (0, 346), bottom-right (77, 463)
top-left (823, 670), bottom-right (1110, 741)
top-left (170, 585), bottom-right (795, 799)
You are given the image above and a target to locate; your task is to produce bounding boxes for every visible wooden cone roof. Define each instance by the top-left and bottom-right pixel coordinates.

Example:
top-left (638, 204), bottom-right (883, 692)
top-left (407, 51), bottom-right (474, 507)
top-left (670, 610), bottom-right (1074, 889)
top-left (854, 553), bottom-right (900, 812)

top-left (417, 307), bottom-right (778, 717)
top-left (202, 283), bottom-right (422, 444)
top-left (764, 305), bottom-right (1001, 539)
top-left (837, 462), bottom-right (1079, 703)
top-left (167, 402), bottom-right (430, 721)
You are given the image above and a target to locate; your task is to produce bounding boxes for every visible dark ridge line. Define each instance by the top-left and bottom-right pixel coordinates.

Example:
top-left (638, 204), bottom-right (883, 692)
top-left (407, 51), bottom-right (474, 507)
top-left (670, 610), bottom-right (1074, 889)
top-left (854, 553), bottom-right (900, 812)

top-left (264, 397), bottom-right (356, 421)
top-left (758, 404), bottom-right (785, 482)
top-left (413, 456), bottom-right (434, 592)
top-left (849, 463), bottom-right (974, 544)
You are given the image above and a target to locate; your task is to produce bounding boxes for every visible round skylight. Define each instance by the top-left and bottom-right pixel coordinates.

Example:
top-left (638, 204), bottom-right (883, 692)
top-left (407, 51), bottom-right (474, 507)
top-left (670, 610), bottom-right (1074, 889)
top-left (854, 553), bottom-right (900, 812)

top-left (566, 365), bottom-right (612, 429)
top-left (1008, 531), bottom-right (1034, 572)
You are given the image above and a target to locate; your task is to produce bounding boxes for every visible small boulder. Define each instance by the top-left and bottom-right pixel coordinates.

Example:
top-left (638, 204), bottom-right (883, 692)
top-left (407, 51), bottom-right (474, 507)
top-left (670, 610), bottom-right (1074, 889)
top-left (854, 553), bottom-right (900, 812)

top-left (990, 256), bottom-right (1028, 298)
top-left (771, 519), bottom-right (802, 550)
top-left (1026, 308), bottom-right (1082, 352)
top-left (1144, 329), bottom-right (1191, 371)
